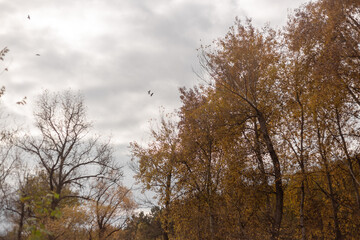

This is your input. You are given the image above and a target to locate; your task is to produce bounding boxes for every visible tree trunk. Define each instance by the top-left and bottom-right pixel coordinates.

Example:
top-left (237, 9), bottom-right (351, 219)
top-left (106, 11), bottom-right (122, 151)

top-left (17, 200), bottom-right (25, 240)
top-left (300, 180), bottom-right (306, 240)
top-left (335, 108), bottom-right (360, 208)
top-left (298, 98), bottom-right (307, 240)
top-left (253, 120), bottom-right (272, 222)
top-left (163, 171), bottom-right (172, 240)
top-left (257, 111), bottom-right (283, 239)
top-left (325, 167), bottom-right (342, 240)
top-left (316, 125), bottom-right (342, 240)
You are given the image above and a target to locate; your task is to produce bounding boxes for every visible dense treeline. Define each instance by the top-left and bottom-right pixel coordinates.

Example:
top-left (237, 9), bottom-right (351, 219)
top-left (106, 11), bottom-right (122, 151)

top-left (0, 0), bottom-right (359, 239)
top-left (130, 0), bottom-right (360, 239)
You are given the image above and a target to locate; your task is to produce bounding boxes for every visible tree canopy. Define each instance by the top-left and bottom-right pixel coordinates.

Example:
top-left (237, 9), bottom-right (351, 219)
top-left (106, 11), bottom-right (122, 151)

top-left (1, 0), bottom-right (360, 239)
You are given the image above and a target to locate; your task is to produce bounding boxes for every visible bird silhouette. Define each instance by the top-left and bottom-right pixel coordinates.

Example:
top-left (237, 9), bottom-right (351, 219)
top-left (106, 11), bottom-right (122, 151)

top-left (4, 68), bottom-right (8, 71)
top-left (150, 93), bottom-right (154, 97)
top-left (16, 96), bottom-right (27, 105)
top-left (28, 15), bottom-right (30, 20)
top-left (36, 54), bottom-right (40, 56)
top-left (148, 90), bottom-right (151, 94)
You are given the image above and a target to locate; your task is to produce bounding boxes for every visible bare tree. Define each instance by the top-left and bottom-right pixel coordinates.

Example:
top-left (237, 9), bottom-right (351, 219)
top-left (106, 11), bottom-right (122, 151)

top-left (18, 90), bottom-right (121, 211)
top-left (87, 175), bottom-right (136, 240)
top-left (0, 46), bottom-right (13, 200)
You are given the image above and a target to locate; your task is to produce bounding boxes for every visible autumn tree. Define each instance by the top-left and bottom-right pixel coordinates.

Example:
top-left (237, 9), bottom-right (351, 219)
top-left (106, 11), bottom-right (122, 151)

top-left (285, 1), bottom-right (360, 238)
top-left (200, 19), bottom-right (285, 239)
top-left (129, 2), bottom-right (360, 237)
top-left (174, 86), bottom-right (237, 240)
top-left (286, 0), bottom-right (360, 107)
top-left (130, 112), bottom-right (181, 240)
top-left (3, 167), bottom-right (84, 240)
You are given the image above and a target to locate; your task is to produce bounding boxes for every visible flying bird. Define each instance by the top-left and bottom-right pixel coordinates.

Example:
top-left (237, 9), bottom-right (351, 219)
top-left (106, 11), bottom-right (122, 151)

top-left (148, 90), bottom-right (151, 94)
top-left (28, 15), bottom-right (30, 20)
top-left (16, 96), bottom-right (27, 105)
top-left (147, 90), bottom-right (154, 96)
top-left (36, 54), bottom-right (40, 56)
top-left (4, 68), bottom-right (8, 71)
top-left (150, 93), bottom-right (154, 97)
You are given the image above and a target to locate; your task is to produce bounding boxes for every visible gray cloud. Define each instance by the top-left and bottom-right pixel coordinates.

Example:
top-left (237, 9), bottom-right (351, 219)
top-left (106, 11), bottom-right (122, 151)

top-left (0, 0), bottom-right (310, 191)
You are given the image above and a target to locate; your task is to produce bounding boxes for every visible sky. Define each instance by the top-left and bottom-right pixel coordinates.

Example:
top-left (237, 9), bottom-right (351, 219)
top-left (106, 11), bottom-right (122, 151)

top-left (0, 0), bottom-right (310, 203)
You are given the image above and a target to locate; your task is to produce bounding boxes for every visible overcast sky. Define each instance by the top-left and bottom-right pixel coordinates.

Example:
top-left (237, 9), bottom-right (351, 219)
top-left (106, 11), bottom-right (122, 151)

top-left (0, 0), bottom-right (310, 197)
